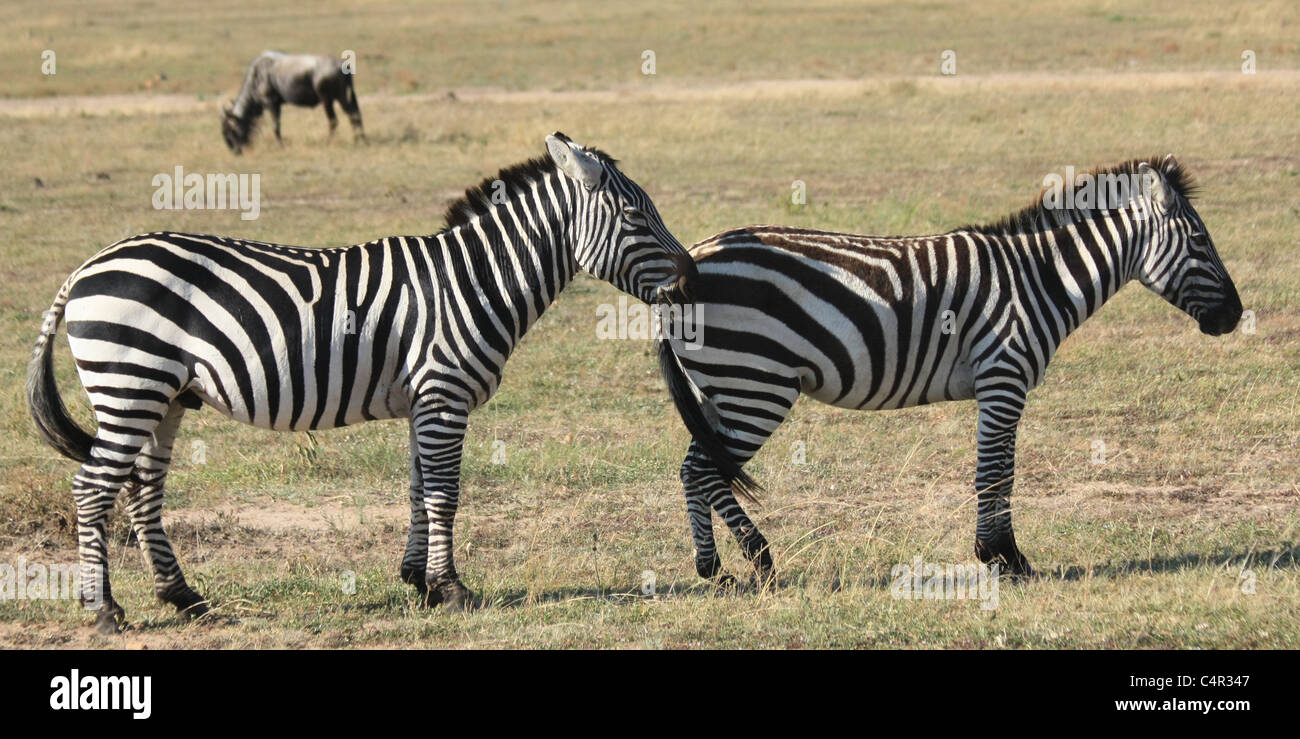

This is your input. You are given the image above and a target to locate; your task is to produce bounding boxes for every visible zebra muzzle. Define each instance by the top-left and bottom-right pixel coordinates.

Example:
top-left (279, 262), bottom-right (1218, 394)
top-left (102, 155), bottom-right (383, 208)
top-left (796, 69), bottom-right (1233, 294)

top-left (656, 251), bottom-right (699, 304)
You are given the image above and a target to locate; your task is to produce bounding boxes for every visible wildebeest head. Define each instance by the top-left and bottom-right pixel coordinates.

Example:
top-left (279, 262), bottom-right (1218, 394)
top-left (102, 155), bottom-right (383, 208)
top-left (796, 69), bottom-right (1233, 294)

top-left (220, 101), bottom-right (255, 154)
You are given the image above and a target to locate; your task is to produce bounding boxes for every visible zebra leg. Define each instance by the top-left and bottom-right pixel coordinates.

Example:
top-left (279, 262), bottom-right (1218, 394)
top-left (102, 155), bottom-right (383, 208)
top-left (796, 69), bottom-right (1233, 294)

top-left (972, 394), bottom-right (1033, 578)
top-left (74, 434), bottom-right (154, 634)
top-left (120, 401), bottom-right (209, 620)
top-left (705, 384), bottom-right (796, 589)
top-left (399, 421), bottom-right (430, 593)
top-left (712, 487), bottom-right (774, 590)
top-left (681, 449), bottom-right (774, 591)
top-left (411, 402), bottom-right (473, 610)
top-left (676, 378), bottom-right (794, 590)
top-left (679, 443), bottom-right (730, 586)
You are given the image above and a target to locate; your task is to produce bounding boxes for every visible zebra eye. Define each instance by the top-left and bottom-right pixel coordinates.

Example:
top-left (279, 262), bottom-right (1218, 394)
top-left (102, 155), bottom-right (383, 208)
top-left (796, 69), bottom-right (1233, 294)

top-left (1190, 232), bottom-right (1209, 246)
top-left (622, 206), bottom-right (645, 221)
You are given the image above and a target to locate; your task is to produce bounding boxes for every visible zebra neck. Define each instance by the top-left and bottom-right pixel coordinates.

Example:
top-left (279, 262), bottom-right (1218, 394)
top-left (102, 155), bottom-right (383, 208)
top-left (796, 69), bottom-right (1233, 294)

top-left (425, 196), bottom-right (578, 340)
top-left (1023, 208), bottom-right (1142, 334)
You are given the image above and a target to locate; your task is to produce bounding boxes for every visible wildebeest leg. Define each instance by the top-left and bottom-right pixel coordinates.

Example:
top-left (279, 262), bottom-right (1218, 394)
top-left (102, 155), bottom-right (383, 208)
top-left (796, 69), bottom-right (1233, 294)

top-left (323, 98), bottom-right (339, 139)
top-left (268, 101), bottom-right (283, 144)
top-left (340, 85), bottom-right (365, 142)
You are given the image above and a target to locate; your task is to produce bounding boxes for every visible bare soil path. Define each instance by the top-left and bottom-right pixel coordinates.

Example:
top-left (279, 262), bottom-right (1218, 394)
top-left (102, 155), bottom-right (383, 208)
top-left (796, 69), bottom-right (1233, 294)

top-left (3, 70), bottom-right (1296, 118)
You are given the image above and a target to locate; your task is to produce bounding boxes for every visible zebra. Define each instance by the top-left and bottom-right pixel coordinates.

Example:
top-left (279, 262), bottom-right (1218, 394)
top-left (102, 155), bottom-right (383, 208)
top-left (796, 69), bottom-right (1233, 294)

top-left (657, 155), bottom-right (1241, 588)
top-left (221, 51), bottom-right (365, 154)
top-left (27, 132), bottom-right (695, 633)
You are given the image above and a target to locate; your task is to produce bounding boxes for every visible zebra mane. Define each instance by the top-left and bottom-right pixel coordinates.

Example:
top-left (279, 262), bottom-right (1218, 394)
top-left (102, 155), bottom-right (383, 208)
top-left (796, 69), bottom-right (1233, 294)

top-left (957, 156), bottom-right (1199, 237)
top-left (441, 139), bottom-right (619, 230)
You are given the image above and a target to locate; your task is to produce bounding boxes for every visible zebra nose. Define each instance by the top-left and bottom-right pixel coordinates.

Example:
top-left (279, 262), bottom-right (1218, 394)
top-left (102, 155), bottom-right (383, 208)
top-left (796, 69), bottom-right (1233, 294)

top-left (1198, 299), bottom-right (1242, 335)
top-left (659, 251), bottom-right (698, 304)
top-left (1218, 278), bottom-right (1243, 331)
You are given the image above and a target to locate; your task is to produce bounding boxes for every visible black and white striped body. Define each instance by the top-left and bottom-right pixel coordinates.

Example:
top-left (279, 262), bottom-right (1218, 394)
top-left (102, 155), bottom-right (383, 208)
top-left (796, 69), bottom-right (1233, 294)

top-left (660, 156), bottom-right (1241, 585)
top-left (68, 231), bottom-right (569, 432)
top-left (29, 133), bottom-right (694, 631)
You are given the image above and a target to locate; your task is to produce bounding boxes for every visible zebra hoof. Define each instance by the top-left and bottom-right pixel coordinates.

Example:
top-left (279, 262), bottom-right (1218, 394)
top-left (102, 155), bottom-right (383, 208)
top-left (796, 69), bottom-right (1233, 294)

top-left (176, 595), bottom-right (211, 621)
top-left (975, 538), bottom-right (1034, 580)
top-left (92, 603), bottom-right (127, 635)
top-left (439, 581), bottom-right (475, 612)
top-left (401, 564), bottom-right (426, 589)
top-left (419, 584), bottom-right (440, 608)
top-left (420, 579), bottom-right (475, 611)
top-left (179, 602), bottom-right (211, 621)
top-left (1013, 556), bottom-right (1035, 580)
top-left (713, 574), bottom-right (741, 594)
top-left (695, 552), bottom-right (724, 580)
top-left (161, 584), bottom-right (210, 620)
top-left (752, 568), bottom-right (778, 593)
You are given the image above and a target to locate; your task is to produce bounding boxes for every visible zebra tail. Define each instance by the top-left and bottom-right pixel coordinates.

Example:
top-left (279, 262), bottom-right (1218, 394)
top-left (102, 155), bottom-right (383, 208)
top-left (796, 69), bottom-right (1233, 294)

top-left (26, 282), bottom-right (93, 463)
top-left (657, 338), bottom-right (763, 505)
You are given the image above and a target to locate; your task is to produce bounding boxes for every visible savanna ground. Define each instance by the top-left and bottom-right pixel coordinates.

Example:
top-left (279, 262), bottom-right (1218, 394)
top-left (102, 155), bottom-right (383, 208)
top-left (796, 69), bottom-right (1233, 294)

top-left (0, 0), bottom-right (1297, 648)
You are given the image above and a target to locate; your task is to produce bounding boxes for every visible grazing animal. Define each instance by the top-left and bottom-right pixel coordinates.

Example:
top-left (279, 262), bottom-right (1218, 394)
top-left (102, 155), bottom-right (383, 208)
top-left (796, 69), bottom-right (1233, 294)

top-left (221, 51), bottom-right (365, 153)
top-left (658, 155), bottom-right (1241, 587)
top-left (28, 133), bottom-right (695, 633)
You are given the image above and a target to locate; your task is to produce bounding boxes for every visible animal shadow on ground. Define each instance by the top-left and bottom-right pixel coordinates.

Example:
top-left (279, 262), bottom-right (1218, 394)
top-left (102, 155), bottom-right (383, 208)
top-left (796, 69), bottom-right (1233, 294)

top-left (327, 585), bottom-right (660, 616)
top-left (108, 606), bottom-right (238, 634)
top-left (846, 545), bottom-right (1298, 591)
top-left (1049, 545), bottom-right (1299, 581)
top-left (99, 546), bottom-right (1296, 630)
top-left (485, 581), bottom-right (739, 610)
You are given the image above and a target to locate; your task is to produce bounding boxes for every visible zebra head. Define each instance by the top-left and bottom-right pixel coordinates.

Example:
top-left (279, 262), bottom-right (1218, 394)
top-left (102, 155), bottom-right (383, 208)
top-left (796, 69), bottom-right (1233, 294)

top-left (1134, 155), bottom-right (1242, 336)
top-left (546, 133), bottom-right (696, 304)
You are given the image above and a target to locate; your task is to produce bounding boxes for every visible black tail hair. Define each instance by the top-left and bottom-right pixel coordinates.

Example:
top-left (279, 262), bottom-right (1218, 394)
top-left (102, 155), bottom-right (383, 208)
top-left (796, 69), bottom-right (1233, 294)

top-left (658, 338), bottom-right (762, 504)
top-left (26, 295), bottom-right (93, 463)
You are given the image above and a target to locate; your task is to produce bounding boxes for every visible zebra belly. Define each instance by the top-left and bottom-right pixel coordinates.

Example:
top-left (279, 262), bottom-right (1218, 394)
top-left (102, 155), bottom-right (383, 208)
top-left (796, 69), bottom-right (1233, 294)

top-left (187, 363), bottom-right (410, 431)
top-left (182, 325), bottom-right (413, 431)
top-left (801, 332), bottom-right (976, 410)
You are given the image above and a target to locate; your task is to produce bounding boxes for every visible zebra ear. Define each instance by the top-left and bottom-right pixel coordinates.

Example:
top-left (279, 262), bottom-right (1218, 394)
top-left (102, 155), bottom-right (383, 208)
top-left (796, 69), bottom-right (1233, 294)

top-left (546, 133), bottom-right (603, 190)
top-left (1138, 161), bottom-right (1171, 209)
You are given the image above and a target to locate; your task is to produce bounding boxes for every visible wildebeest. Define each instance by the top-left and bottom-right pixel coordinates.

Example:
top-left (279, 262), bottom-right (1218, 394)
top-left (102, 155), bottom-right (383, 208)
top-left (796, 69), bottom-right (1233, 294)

top-left (221, 51), bottom-right (365, 154)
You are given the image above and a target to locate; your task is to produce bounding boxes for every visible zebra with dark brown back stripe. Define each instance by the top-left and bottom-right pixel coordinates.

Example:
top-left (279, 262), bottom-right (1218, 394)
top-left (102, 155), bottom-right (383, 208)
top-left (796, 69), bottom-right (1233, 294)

top-left (658, 155), bottom-right (1241, 587)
